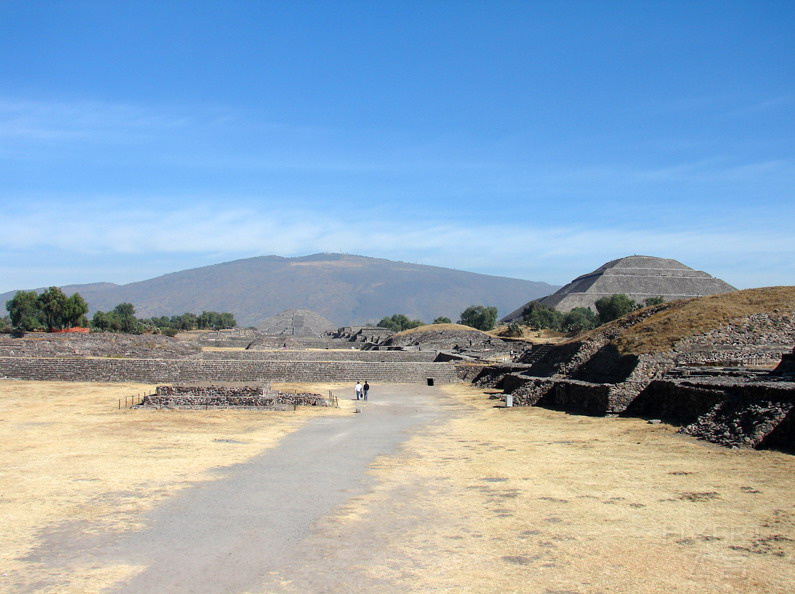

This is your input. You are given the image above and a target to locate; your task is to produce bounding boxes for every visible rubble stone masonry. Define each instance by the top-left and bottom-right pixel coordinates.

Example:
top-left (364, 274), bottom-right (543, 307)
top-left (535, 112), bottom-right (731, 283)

top-left (0, 357), bottom-right (459, 384)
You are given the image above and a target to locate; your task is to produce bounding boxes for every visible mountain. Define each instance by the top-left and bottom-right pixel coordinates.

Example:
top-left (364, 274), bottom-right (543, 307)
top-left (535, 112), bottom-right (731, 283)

top-left (1, 254), bottom-right (558, 327)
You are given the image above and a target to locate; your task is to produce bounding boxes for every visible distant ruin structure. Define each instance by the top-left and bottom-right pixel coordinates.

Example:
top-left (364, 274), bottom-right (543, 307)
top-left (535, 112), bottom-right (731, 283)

top-left (503, 255), bottom-right (736, 320)
top-left (333, 326), bottom-right (395, 344)
top-left (256, 309), bottom-right (337, 337)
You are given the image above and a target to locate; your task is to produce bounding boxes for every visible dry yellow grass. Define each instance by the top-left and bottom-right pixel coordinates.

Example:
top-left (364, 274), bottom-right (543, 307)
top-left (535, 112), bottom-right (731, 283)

top-left (492, 325), bottom-right (568, 344)
top-left (607, 286), bottom-right (795, 355)
top-left (393, 323), bottom-right (488, 337)
top-left (0, 380), bottom-right (343, 590)
top-left (2, 380), bottom-right (793, 592)
top-left (306, 384), bottom-right (795, 592)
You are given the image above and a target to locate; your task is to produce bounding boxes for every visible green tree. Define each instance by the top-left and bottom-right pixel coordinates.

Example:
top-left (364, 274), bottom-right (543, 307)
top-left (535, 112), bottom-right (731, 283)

top-left (91, 310), bottom-right (112, 332)
top-left (1, 315), bottom-right (13, 332)
top-left (37, 286), bottom-right (69, 330)
top-left (522, 302), bottom-right (563, 330)
top-left (113, 303), bottom-right (140, 333)
top-left (458, 305), bottom-right (498, 331)
top-left (64, 293), bottom-right (89, 328)
top-left (377, 313), bottom-right (424, 332)
top-left (643, 296), bottom-right (665, 307)
top-left (218, 312), bottom-right (236, 329)
top-left (594, 294), bottom-right (637, 324)
top-left (173, 312), bottom-right (198, 331)
top-left (432, 316), bottom-right (452, 324)
top-left (561, 307), bottom-right (599, 334)
top-left (6, 290), bottom-right (44, 331)
top-left (197, 311), bottom-right (237, 330)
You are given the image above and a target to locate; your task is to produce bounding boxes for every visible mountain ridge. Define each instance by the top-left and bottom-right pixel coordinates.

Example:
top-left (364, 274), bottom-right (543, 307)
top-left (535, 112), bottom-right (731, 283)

top-left (1, 253), bottom-right (558, 327)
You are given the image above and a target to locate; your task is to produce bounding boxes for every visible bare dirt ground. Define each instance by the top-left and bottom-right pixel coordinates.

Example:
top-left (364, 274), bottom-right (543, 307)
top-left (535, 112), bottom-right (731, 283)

top-left (0, 380), bottom-right (349, 592)
top-left (1, 380), bottom-right (792, 593)
top-left (290, 384), bottom-right (793, 593)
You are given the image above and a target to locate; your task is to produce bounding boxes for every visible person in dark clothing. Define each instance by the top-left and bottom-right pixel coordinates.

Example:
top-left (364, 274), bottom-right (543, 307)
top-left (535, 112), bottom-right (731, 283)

top-left (363, 381), bottom-right (370, 401)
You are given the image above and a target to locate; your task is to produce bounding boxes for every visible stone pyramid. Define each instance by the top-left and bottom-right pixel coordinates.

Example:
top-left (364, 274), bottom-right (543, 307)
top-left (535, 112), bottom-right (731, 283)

top-left (256, 309), bottom-right (337, 337)
top-left (503, 255), bottom-right (736, 320)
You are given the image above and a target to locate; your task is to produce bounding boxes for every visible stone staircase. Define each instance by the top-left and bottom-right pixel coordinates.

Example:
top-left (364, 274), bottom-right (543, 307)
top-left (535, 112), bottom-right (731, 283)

top-left (523, 343), bottom-right (554, 365)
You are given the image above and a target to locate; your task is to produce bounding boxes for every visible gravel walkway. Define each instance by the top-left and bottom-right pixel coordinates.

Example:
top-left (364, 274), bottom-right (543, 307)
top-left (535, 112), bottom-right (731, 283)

top-left (97, 383), bottom-right (459, 593)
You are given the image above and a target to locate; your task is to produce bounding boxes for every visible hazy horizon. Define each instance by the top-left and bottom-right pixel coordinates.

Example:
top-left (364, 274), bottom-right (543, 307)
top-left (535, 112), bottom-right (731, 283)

top-left (1, 2), bottom-right (792, 293)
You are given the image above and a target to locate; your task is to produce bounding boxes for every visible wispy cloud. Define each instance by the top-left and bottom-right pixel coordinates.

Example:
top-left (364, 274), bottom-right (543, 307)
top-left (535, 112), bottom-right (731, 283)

top-left (0, 97), bottom-right (221, 143)
top-left (1, 202), bottom-right (791, 290)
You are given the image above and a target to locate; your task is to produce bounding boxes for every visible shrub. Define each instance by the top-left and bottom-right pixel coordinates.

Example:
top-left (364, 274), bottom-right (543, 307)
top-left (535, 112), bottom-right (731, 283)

top-left (505, 322), bottom-right (524, 337)
top-left (595, 294), bottom-right (637, 324)
top-left (561, 307), bottom-right (599, 334)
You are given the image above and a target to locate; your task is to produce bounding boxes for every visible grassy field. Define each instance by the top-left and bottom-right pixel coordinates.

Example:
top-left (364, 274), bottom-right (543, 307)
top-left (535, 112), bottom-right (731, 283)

top-left (1, 380), bottom-right (792, 592)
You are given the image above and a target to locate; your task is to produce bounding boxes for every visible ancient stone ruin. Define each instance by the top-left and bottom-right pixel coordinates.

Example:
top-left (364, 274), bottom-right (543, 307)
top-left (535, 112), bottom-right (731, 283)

top-left (479, 291), bottom-right (795, 451)
top-left (138, 385), bottom-right (333, 409)
top-left (332, 326), bottom-right (395, 345)
top-left (379, 324), bottom-right (512, 359)
top-left (0, 331), bottom-right (462, 384)
top-left (256, 309), bottom-right (337, 337)
top-left (503, 255), bottom-right (736, 319)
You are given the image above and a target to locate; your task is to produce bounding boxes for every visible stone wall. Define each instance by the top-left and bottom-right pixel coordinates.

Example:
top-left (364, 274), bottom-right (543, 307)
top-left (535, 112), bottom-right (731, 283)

top-left (0, 333), bottom-right (201, 359)
top-left (509, 377), bottom-right (611, 415)
top-left (627, 377), bottom-right (794, 450)
top-left (246, 335), bottom-right (344, 350)
top-left (199, 350), bottom-right (438, 362)
top-left (0, 357), bottom-right (459, 384)
top-left (187, 329), bottom-right (258, 348)
top-left (140, 385), bottom-right (332, 409)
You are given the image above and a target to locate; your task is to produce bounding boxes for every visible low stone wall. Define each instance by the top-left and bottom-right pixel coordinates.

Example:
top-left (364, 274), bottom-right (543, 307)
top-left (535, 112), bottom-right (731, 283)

top-left (673, 345), bottom-right (790, 368)
top-left (0, 357), bottom-right (460, 384)
top-left (140, 385), bottom-right (331, 409)
top-left (510, 378), bottom-right (611, 415)
top-left (666, 379), bottom-right (793, 449)
top-left (625, 379), bottom-right (730, 423)
top-left (0, 333), bottom-right (201, 359)
top-left (247, 336), bottom-right (342, 350)
top-left (199, 350), bottom-right (439, 362)
top-left (455, 363), bottom-right (488, 382)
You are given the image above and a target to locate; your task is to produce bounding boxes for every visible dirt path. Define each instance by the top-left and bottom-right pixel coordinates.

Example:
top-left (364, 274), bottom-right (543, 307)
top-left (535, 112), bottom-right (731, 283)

top-left (24, 384), bottom-right (463, 593)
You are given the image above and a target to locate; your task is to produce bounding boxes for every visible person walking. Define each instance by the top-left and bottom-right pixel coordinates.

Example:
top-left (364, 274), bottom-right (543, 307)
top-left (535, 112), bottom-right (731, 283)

top-left (363, 381), bottom-right (370, 401)
top-left (354, 381), bottom-right (363, 400)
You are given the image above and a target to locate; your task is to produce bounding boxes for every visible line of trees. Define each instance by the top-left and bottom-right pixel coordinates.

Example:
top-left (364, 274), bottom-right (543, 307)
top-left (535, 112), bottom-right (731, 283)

top-left (521, 294), bottom-right (665, 333)
top-left (4, 289), bottom-right (236, 335)
top-left (92, 305), bottom-right (236, 335)
top-left (376, 305), bottom-right (499, 333)
top-left (5, 287), bottom-right (89, 331)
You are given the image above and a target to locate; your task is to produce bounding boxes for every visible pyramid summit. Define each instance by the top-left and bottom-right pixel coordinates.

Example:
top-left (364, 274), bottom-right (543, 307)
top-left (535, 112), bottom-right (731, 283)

top-left (503, 255), bottom-right (736, 320)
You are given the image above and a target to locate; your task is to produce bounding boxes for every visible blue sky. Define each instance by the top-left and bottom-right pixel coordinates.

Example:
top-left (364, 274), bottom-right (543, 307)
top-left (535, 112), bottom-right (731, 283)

top-left (1, 1), bottom-right (793, 294)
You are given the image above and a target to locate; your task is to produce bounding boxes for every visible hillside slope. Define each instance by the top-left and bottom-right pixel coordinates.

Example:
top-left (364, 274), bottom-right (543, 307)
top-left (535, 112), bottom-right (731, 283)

top-left (0, 253), bottom-right (557, 327)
